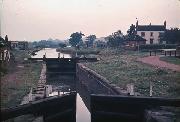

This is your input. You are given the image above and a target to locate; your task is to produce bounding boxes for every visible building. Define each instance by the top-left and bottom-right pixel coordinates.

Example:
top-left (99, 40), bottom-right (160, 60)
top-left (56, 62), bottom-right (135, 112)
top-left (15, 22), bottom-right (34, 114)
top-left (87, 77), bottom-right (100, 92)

top-left (136, 21), bottom-right (166, 44)
top-left (10, 41), bottom-right (28, 50)
top-left (94, 37), bottom-right (108, 48)
top-left (124, 35), bottom-right (146, 50)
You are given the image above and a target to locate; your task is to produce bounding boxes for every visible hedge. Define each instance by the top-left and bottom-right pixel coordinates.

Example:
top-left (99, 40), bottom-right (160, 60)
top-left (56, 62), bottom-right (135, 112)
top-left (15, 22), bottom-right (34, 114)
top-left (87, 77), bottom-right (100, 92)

top-left (139, 44), bottom-right (177, 51)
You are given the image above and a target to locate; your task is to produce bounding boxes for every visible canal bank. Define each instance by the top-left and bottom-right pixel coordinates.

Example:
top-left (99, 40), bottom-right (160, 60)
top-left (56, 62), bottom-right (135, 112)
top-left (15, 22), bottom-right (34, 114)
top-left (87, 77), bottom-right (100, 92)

top-left (3, 48), bottom-right (179, 122)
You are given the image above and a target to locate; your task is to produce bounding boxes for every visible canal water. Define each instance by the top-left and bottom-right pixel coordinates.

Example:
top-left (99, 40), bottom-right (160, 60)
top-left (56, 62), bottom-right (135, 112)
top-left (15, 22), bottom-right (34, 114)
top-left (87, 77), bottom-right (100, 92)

top-left (31, 48), bottom-right (71, 58)
top-left (32, 48), bottom-right (91, 122)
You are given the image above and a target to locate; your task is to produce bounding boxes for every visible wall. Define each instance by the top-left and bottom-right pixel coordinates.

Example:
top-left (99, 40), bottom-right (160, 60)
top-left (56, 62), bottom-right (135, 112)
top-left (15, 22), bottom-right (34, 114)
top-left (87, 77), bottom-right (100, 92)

top-left (76, 63), bottom-right (120, 95)
top-left (137, 31), bottom-right (164, 44)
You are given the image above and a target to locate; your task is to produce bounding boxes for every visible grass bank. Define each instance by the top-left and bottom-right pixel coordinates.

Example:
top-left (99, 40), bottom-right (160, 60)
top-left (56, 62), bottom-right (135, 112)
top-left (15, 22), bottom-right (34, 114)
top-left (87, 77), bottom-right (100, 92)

top-left (57, 47), bottom-right (100, 57)
top-left (160, 56), bottom-right (180, 65)
top-left (85, 49), bottom-right (180, 97)
top-left (1, 50), bottom-right (42, 108)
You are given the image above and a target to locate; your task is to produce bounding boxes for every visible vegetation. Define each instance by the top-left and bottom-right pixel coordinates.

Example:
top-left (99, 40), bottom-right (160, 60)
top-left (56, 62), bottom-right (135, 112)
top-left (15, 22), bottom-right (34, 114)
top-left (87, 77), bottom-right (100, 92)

top-left (85, 49), bottom-right (180, 97)
top-left (127, 24), bottom-right (136, 36)
top-left (30, 39), bottom-right (62, 48)
top-left (1, 50), bottom-right (42, 108)
top-left (57, 47), bottom-right (100, 57)
top-left (162, 28), bottom-right (180, 45)
top-left (160, 57), bottom-right (180, 65)
top-left (139, 44), bottom-right (177, 51)
top-left (107, 30), bottom-right (125, 47)
top-left (85, 35), bottom-right (96, 47)
top-left (69, 32), bottom-right (85, 47)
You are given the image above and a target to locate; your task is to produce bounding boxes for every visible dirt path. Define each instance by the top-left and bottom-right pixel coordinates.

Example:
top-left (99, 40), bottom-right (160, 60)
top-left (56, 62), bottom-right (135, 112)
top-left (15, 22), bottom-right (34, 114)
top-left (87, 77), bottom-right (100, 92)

top-left (137, 56), bottom-right (180, 72)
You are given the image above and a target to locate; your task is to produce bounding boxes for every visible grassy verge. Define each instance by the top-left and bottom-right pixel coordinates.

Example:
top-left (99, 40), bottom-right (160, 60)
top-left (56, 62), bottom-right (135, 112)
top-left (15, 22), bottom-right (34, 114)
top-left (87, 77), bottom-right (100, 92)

top-left (160, 56), bottom-right (180, 65)
top-left (1, 50), bottom-right (42, 108)
top-left (85, 49), bottom-right (180, 97)
top-left (57, 47), bottom-right (100, 57)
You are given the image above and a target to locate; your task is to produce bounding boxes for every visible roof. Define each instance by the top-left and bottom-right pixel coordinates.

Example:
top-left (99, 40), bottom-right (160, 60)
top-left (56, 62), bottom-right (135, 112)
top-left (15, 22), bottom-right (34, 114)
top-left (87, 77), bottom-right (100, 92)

top-left (137, 25), bottom-right (166, 31)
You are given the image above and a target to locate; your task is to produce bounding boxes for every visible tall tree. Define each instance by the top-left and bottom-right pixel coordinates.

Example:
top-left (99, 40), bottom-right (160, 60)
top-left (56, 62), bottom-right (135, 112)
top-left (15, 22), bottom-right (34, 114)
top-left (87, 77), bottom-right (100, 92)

top-left (86, 35), bottom-right (96, 47)
top-left (69, 32), bottom-right (84, 47)
top-left (127, 24), bottom-right (136, 36)
top-left (163, 28), bottom-right (180, 45)
top-left (107, 30), bottom-right (125, 47)
top-left (0, 36), bottom-right (5, 47)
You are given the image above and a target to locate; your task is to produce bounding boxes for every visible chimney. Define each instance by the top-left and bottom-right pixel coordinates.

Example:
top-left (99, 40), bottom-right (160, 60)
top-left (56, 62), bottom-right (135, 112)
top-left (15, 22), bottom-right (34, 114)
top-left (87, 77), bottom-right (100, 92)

top-left (136, 20), bottom-right (138, 27)
top-left (164, 21), bottom-right (166, 28)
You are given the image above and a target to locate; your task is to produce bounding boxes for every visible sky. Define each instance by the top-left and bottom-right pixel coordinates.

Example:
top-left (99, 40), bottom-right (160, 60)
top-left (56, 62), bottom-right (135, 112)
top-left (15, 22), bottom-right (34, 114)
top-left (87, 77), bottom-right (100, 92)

top-left (0, 0), bottom-right (180, 41)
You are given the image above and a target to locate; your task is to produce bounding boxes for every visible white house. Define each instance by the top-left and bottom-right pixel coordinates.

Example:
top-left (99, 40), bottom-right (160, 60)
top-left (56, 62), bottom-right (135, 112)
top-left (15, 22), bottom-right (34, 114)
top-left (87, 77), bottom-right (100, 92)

top-left (136, 21), bottom-right (166, 44)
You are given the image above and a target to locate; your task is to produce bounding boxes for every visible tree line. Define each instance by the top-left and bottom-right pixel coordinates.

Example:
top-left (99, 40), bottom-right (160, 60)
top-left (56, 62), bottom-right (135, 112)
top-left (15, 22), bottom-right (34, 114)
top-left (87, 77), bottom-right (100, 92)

top-left (68, 26), bottom-right (180, 48)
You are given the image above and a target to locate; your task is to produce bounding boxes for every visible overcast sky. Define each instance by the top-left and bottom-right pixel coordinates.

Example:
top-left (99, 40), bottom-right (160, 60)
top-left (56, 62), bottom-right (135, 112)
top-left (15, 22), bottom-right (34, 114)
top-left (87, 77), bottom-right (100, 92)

top-left (1, 0), bottom-right (180, 41)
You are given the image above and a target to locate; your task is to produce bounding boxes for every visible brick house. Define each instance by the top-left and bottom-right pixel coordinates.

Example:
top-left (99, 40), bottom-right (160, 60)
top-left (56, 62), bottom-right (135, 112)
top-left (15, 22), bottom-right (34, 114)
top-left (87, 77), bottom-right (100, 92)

top-left (125, 35), bottom-right (146, 50)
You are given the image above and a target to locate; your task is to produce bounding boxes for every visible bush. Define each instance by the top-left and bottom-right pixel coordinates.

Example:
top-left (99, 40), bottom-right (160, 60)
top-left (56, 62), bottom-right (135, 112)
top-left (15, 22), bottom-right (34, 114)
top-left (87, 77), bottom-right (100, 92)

top-left (139, 44), bottom-right (177, 51)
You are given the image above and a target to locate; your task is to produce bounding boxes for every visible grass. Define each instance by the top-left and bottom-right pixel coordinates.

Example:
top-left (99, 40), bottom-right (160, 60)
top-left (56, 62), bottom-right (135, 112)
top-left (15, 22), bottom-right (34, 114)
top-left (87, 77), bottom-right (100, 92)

top-left (160, 56), bottom-right (180, 65)
top-left (1, 50), bottom-right (42, 108)
top-left (57, 47), bottom-right (100, 57)
top-left (85, 49), bottom-right (180, 97)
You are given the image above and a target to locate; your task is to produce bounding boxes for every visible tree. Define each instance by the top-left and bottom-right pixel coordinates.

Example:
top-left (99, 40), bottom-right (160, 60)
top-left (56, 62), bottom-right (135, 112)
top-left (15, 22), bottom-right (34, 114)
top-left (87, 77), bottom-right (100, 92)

top-left (69, 32), bottom-right (85, 47)
top-left (127, 24), bottom-right (136, 36)
top-left (107, 30), bottom-right (125, 47)
top-left (162, 28), bottom-right (180, 45)
top-left (86, 35), bottom-right (96, 47)
top-left (0, 35), bottom-right (9, 48)
top-left (59, 43), bottom-right (66, 48)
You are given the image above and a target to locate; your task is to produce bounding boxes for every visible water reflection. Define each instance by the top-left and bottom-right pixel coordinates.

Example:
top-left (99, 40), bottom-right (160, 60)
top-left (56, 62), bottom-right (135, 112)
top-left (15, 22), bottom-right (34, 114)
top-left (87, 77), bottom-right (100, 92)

top-left (31, 48), bottom-right (71, 58)
top-left (46, 75), bottom-right (91, 122)
top-left (76, 93), bottom-right (91, 122)
top-left (33, 48), bottom-right (91, 122)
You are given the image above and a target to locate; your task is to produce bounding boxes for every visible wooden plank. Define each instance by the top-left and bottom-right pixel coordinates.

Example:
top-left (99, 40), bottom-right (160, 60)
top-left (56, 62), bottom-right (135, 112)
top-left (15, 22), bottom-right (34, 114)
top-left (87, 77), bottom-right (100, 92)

top-left (91, 94), bottom-right (180, 108)
top-left (1, 93), bottom-right (76, 121)
top-left (91, 94), bottom-right (180, 122)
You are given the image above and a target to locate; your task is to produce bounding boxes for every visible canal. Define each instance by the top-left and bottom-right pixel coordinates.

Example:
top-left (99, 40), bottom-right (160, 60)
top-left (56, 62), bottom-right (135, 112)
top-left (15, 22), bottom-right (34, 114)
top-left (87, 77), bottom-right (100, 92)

top-left (32, 48), bottom-right (91, 122)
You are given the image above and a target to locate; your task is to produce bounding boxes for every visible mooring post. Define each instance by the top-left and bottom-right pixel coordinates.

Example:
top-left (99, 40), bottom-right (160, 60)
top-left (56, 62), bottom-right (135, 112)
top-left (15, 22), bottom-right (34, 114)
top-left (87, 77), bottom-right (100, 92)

top-left (150, 81), bottom-right (153, 97)
top-left (127, 84), bottom-right (134, 96)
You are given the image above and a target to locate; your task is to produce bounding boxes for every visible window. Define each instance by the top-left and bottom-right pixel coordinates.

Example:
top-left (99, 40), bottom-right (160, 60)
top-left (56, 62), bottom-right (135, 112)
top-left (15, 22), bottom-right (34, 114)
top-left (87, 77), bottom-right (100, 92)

top-left (150, 39), bottom-right (154, 44)
top-left (159, 32), bottom-right (164, 38)
top-left (141, 32), bottom-right (145, 37)
top-left (150, 32), bottom-right (153, 37)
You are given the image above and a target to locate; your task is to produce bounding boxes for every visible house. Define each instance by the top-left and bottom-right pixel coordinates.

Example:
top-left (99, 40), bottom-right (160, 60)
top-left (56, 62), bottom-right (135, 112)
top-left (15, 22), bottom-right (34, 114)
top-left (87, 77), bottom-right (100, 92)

top-left (82, 37), bottom-right (107, 48)
top-left (10, 41), bottom-right (28, 50)
top-left (94, 37), bottom-right (108, 48)
top-left (136, 21), bottom-right (166, 44)
top-left (124, 35), bottom-right (146, 50)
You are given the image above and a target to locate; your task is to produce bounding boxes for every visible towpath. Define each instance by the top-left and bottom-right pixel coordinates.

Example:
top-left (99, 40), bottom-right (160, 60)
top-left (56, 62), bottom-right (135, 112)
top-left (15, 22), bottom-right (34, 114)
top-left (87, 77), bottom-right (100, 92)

top-left (137, 56), bottom-right (180, 72)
